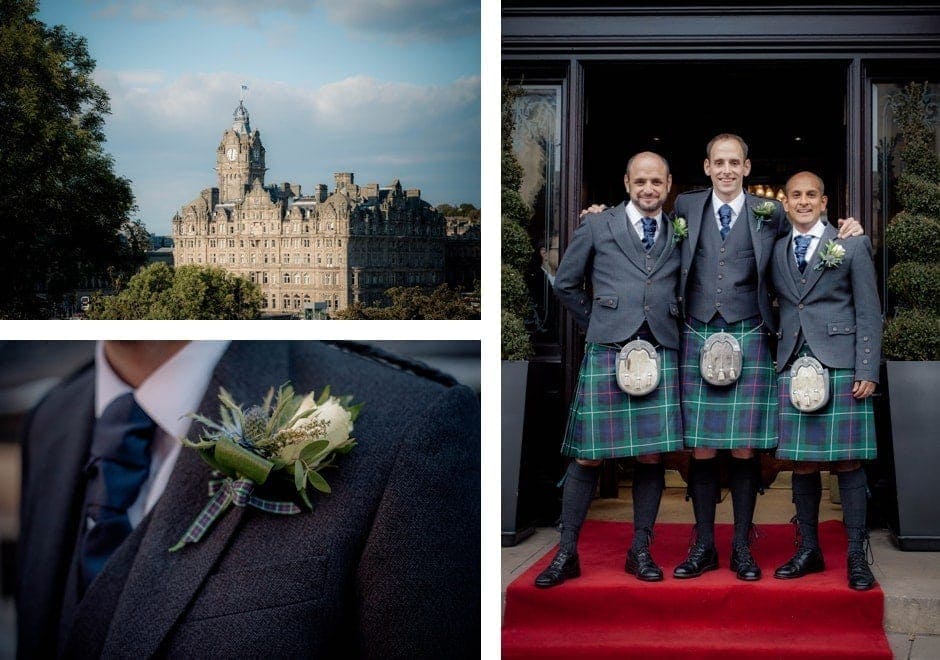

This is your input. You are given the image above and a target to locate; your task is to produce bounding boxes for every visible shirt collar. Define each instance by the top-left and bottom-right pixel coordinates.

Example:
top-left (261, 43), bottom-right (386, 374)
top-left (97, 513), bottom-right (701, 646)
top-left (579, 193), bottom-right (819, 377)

top-left (626, 200), bottom-right (663, 225)
top-left (711, 190), bottom-right (746, 217)
top-left (96, 341), bottom-right (231, 440)
top-left (791, 219), bottom-right (826, 241)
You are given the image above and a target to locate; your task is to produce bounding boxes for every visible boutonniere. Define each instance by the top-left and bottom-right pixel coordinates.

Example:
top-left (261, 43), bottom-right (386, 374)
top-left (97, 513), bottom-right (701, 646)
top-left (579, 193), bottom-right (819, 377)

top-left (751, 201), bottom-right (777, 231)
top-left (672, 216), bottom-right (688, 244)
top-left (170, 383), bottom-right (361, 551)
top-left (814, 240), bottom-right (846, 270)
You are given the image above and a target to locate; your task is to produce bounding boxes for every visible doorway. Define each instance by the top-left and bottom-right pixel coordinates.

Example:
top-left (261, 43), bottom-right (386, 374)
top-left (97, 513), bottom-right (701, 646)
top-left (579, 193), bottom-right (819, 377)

top-left (581, 61), bottom-right (848, 220)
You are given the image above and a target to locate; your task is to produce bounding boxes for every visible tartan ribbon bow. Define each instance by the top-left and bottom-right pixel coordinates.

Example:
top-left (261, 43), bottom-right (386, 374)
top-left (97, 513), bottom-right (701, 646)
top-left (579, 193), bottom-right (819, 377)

top-left (169, 472), bottom-right (301, 552)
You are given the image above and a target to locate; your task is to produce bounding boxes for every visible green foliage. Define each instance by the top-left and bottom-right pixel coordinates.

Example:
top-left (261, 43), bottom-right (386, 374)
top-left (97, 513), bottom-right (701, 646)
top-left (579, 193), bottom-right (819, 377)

top-left (437, 202), bottom-right (480, 222)
top-left (331, 284), bottom-right (479, 320)
top-left (0, 1), bottom-right (144, 317)
top-left (885, 211), bottom-right (940, 263)
top-left (502, 217), bottom-right (533, 273)
top-left (502, 150), bottom-right (523, 192)
top-left (885, 82), bottom-right (940, 361)
top-left (883, 309), bottom-right (940, 361)
top-left (502, 188), bottom-right (532, 227)
top-left (502, 310), bottom-right (533, 361)
top-left (501, 264), bottom-right (529, 318)
top-left (87, 263), bottom-right (263, 319)
top-left (887, 262), bottom-right (940, 315)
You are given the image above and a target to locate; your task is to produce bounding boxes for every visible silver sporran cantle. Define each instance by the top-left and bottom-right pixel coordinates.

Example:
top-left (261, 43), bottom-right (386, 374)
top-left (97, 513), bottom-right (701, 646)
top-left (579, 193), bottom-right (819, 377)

top-left (789, 356), bottom-right (830, 412)
top-left (700, 332), bottom-right (743, 386)
top-left (616, 340), bottom-right (660, 396)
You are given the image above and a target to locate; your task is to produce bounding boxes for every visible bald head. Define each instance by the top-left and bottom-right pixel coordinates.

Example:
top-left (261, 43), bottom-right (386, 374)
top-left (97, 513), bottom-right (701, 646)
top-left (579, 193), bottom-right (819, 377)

top-left (623, 151), bottom-right (672, 216)
top-left (785, 171), bottom-right (825, 196)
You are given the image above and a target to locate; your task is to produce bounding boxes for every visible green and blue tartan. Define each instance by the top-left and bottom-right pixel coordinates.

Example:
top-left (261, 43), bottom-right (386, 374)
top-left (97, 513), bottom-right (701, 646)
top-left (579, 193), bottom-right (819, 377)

top-left (680, 316), bottom-right (778, 449)
top-left (776, 348), bottom-right (877, 462)
top-left (560, 341), bottom-right (683, 459)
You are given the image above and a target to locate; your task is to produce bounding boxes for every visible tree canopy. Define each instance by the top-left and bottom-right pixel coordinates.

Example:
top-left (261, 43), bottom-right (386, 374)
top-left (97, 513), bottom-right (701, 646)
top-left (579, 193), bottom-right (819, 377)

top-left (87, 263), bottom-right (264, 319)
top-left (333, 283), bottom-right (479, 320)
top-left (0, 0), bottom-right (144, 318)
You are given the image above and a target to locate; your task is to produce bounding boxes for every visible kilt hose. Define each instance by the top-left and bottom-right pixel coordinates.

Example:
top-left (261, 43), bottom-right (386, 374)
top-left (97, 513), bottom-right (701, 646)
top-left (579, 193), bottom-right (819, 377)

top-left (680, 315), bottom-right (778, 450)
top-left (560, 342), bottom-right (683, 460)
top-left (776, 347), bottom-right (877, 462)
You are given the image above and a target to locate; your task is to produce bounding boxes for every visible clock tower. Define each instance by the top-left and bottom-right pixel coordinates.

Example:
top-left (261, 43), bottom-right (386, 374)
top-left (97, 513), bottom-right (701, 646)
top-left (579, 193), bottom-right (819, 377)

top-left (216, 99), bottom-right (266, 202)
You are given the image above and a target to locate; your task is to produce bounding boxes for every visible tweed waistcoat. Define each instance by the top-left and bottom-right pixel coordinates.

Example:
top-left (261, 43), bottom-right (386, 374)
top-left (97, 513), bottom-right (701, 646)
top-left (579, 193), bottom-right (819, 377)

top-left (687, 202), bottom-right (760, 323)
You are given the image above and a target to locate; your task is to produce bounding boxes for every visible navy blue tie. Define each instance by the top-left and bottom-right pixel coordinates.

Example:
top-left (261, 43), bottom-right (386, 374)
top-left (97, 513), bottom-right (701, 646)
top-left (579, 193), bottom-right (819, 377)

top-left (718, 204), bottom-right (733, 240)
top-left (641, 217), bottom-right (657, 252)
top-left (78, 393), bottom-right (155, 592)
top-left (794, 234), bottom-right (812, 273)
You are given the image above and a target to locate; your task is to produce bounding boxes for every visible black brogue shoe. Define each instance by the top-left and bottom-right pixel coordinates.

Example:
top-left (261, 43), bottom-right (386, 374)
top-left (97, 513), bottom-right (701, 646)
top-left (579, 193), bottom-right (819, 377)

top-left (773, 547), bottom-right (825, 579)
top-left (673, 543), bottom-right (719, 579)
top-left (534, 550), bottom-right (581, 588)
top-left (730, 544), bottom-right (762, 581)
top-left (625, 547), bottom-right (664, 582)
top-left (847, 551), bottom-right (877, 591)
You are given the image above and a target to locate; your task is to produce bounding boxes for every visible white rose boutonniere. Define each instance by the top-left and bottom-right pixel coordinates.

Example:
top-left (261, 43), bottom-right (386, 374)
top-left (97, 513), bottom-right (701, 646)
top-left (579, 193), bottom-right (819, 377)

top-left (672, 216), bottom-right (689, 244)
top-left (815, 240), bottom-right (846, 270)
top-left (170, 383), bottom-right (361, 551)
top-left (751, 201), bottom-right (777, 231)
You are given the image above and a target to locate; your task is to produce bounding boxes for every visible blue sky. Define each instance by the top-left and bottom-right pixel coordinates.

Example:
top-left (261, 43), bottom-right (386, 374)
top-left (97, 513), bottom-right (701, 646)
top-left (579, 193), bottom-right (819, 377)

top-left (37, 0), bottom-right (480, 234)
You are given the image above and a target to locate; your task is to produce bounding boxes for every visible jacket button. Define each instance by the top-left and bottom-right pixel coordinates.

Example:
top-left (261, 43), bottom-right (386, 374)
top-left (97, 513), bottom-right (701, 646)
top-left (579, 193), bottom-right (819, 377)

top-left (832, 326), bottom-right (838, 331)
top-left (801, 278), bottom-right (807, 284)
top-left (720, 247), bottom-right (726, 253)
top-left (863, 359), bottom-right (869, 364)
top-left (865, 348), bottom-right (871, 353)
top-left (718, 274), bottom-right (723, 280)
top-left (794, 331), bottom-right (799, 337)
top-left (644, 305), bottom-right (650, 311)
top-left (863, 336), bottom-right (869, 341)
top-left (607, 299), bottom-right (614, 305)
top-left (799, 303), bottom-right (804, 309)
top-left (647, 279), bottom-right (652, 285)
top-left (716, 288), bottom-right (722, 294)
top-left (845, 327), bottom-right (851, 332)
top-left (719, 260), bottom-right (725, 266)
top-left (715, 302), bottom-right (722, 308)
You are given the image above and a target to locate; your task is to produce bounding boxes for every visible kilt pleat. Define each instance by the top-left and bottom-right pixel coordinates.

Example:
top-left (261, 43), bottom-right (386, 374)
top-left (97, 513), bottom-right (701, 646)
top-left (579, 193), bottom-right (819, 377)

top-left (561, 342), bottom-right (683, 459)
top-left (776, 349), bottom-right (877, 461)
top-left (680, 316), bottom-right (778, 449)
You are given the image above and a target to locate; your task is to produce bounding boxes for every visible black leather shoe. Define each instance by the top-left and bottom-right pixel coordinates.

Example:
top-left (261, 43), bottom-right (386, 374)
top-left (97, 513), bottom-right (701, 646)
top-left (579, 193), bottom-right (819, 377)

top-left (729, 544), bottom-right (762, 581)
top-left (847, 551), bottom-right (877, 591)
top-left (673, 543), bottom-right (719, 579)
top-left (625, 547), bottom-right (664, 582)
top-left (534, 550), bottom-right (581, 588)
top-left (774, 547), bottom-right (825, 579)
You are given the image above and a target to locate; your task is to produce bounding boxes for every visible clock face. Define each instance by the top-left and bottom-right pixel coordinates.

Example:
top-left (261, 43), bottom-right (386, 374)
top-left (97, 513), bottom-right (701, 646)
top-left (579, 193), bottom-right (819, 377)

top-left (226, 147), bottom-right (238, 161)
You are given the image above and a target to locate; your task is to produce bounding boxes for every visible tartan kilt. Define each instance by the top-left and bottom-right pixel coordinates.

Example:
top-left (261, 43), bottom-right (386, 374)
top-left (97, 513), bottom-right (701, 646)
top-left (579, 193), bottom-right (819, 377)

top-left (680, 315), bottom-right (778, 449)
top-left (776, 349), bottom-right (877, 462)
top-left (560, 342), bottom-right (683, 459)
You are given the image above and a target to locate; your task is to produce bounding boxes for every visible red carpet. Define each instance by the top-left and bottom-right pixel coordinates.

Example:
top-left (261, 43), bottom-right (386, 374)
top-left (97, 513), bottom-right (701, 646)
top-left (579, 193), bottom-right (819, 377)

top-left (503, 521), bottom-right (891, 659)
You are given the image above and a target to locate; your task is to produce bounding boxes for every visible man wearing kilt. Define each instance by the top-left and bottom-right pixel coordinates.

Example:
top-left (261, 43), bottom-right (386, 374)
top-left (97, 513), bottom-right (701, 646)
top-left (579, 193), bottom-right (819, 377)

top-left (672, 135), bottom-right (863, 582)
top-left (535, 152), bottom-right (683, 588)
top-left (770, 171), bottom-right (881, 591)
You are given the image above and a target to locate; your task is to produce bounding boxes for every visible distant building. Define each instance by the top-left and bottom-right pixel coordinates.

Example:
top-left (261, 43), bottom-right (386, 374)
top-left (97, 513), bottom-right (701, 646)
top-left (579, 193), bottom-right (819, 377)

top-left (444, 217), bottom-right (481, 291)
top-left (172, 100), bottom-right (451, 316)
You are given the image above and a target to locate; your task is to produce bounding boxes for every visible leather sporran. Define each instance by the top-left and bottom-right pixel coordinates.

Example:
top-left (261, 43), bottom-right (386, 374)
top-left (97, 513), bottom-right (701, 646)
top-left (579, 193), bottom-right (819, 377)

top-left (700, 332), bottom-right (743, 386)
top-left (616, 340), bottom-right (660, 396)
top-left (789, 356), bottom-right (830, 412)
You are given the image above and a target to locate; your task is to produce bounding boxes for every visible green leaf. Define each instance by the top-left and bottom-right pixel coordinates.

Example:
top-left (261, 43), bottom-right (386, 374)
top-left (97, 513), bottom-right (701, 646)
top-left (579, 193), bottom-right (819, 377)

top-left (299, 439), bottom-right (330, 463)
top-left (334, 440), bottom-right (357, 455)
top-left (261, 386), bottom-right (276, 414)
top-left (186, 412), bottom-right (227, 434)
top-left (316, 385), bottom-right (331, 405)
top-left (347, 402), bottom-right (364, 422)
top-left (298, 487), bottom-right (313, 510)
top-left (215, 437), bottom-right (274, 484)
top-left (294, 460), bottom-right (305, 491)
top-left (307, 470), bottom-right (331, 493)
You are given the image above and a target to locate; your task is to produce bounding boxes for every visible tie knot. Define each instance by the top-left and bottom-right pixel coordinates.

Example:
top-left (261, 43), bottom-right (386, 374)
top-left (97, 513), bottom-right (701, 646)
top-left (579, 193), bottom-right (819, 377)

top-left (718, 204), bottom-right (733, 225)
top-left (90, 392), bottom-right (155, 464)
top-left (795, 235), bottom-right (812, 249)
top-left (641, 216), bottom-right (657, 231)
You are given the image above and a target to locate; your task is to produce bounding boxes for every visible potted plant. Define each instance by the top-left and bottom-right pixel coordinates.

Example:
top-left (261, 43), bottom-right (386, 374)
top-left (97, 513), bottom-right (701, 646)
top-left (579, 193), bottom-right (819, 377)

top-left (501, 83), bottom-right (537, 546)
top-left (881, 82), bottom-right (940, 550)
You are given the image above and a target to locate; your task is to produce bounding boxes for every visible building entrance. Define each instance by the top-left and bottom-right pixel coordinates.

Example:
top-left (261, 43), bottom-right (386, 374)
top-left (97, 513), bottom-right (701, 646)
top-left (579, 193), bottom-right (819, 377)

top-left (581, 61), bottom-right (847, 220)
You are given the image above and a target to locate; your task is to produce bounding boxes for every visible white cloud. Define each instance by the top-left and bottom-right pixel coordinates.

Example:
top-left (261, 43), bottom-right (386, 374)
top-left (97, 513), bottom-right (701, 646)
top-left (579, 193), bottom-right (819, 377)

top-left (94, 70), bottom-right (480, 231)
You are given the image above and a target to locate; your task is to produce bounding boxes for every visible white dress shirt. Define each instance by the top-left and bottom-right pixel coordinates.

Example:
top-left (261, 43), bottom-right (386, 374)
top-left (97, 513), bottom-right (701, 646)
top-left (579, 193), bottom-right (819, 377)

top-left (711, 191), bottom-right (746, 231)
top-left (626, 201), bottom-right (664, 243)
top-left (791, 219), bottom-right (826, 265)
top-left (95, 341), bottom-right (230, 527)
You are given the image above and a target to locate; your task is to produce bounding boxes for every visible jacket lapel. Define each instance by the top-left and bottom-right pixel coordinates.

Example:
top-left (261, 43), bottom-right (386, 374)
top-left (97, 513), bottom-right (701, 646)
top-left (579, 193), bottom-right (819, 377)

top-left (606, 202), bottom-right (647, 274)
top-left (687, 191), bottom-right (708, 256)
top-left (775, 234), bottom-right (801, 300)
top-left (799, 224), bottom-right (838, 300)
top-left (651, 213), bottom-right (676, 273)
top-left (96, 342), bottom-right (292, 657)
top-left (743, 195), bottom-right (765, 266)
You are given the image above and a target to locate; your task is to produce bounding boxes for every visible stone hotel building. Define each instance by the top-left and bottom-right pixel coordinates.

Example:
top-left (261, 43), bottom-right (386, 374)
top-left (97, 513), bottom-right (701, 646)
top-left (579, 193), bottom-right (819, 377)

top-left (172, 101), bottom-right (447, 315)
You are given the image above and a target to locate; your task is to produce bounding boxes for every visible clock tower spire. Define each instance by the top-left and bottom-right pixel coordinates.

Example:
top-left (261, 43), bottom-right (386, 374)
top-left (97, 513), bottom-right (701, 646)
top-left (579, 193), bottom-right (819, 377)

top-left (216, 94), bottom-right (265, 202)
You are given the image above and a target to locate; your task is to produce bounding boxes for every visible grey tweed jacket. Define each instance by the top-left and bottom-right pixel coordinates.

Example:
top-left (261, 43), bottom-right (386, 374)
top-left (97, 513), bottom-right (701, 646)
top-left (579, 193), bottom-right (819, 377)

top-left (17, 341), bottom-right (480, 659)
top-left (771, 226), bottom-right (882, 382)
top-left (553, 202), bottom-right (682, 348)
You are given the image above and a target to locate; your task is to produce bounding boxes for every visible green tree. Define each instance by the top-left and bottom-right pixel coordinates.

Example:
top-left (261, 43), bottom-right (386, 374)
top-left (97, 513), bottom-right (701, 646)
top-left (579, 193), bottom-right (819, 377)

top-left (0, 0), bottom-right (144, 318)
top-left (87, 263), bottom-right (264, 319)
top-left (332, 284), bottom-right (479, 320)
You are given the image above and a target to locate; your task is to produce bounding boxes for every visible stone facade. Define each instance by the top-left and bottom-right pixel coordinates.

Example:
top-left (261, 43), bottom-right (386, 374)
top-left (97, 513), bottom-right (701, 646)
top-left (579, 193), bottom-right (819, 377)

top-left (172, 101), bottom-right (447, 316)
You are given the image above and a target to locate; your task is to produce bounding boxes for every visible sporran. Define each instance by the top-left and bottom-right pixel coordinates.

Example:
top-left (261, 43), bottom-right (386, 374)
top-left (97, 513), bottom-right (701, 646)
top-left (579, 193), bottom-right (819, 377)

top-left (616, 340), bottom-right (661, 396)
top-left (789, 356), bottom-right (830, 412)
top-left (700, 332), bottom-right (743, 386)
